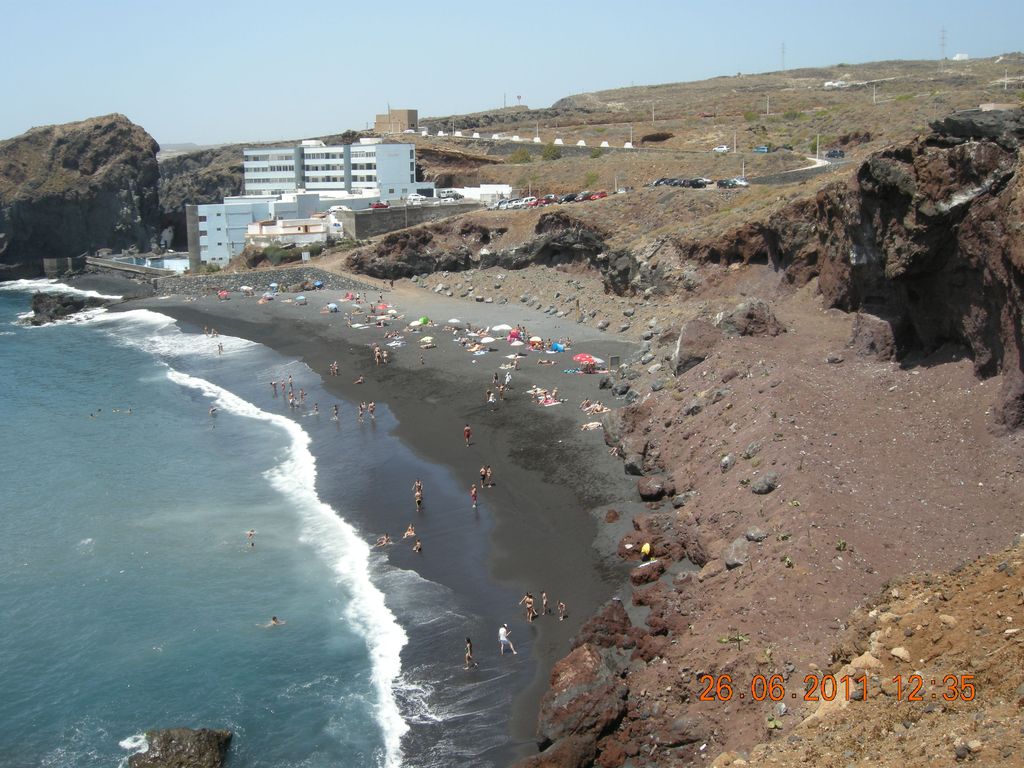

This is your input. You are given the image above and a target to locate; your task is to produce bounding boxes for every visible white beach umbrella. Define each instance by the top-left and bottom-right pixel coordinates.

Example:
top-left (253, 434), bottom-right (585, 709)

top-left (509, 340), bottom-right (524, 347)
top-left (480, 336), bottom-right (496, 344)
top-left (492, 323), bottom-right (513, 332)
top-left (448, 318), bottom-right (462, 324)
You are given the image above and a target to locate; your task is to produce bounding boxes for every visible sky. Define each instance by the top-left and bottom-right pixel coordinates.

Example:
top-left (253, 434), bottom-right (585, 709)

top-left (4, 0), bottom-right (1022, 146)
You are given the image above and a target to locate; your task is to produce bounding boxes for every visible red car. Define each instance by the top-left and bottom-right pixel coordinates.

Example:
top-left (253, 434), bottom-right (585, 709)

top-left (370, 201), bottom-right (390, 209)
top-left (589, 191), bottom-right (609, 200)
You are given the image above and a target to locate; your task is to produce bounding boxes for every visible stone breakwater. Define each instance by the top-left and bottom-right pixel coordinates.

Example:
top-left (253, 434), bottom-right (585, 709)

top-left (154, 267), bottom-right (378, 299)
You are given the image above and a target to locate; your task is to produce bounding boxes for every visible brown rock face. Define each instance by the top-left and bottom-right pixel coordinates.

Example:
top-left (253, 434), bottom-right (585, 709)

top-left (0, 114), bottom-right (160, 278)
top-left (807, 110), bottom-right (1024, 427)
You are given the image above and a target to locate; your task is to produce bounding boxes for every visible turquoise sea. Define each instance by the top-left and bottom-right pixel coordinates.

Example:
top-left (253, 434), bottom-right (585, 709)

top-left (0, 282), bottom-right (524, 768)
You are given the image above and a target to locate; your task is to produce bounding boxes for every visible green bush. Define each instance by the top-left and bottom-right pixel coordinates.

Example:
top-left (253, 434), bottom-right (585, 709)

top-left (584, 171), bottom-right (599, 187)
top-left (541, 143), bottom-right (562, 161)
top-left (783, 109), bottom-right (801, 120)
top-left (589, 148), bottom-right (604, 159)
top-left (508, 147), bottom-right (533, 164)
top-left (200, 262), bottom-right (221, 274)
top-left (743, 110), bottom-right (759, 122)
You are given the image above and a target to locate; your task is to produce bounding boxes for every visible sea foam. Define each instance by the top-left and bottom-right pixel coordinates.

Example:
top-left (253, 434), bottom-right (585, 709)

top-left (0, 278), bottom-right (122, 301)
top-left (164, 367), bottom-right (409, 767)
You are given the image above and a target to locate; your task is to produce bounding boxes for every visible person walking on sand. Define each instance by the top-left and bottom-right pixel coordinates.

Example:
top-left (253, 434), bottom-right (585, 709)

top-left (470, 483), bottom-right (478, 509)
top-left (519, 593), bottom-right (537, 623)
top-left (558, 601), bottom-right (567, 621)
top-left (479, 465), bottom-right (487, 488)
top-left (332, 404), bottom-right (339, 421)
top-left (484, 465), bottom-right (493, 487)
top-left (368, 402), bottom-right (376, 420)
top-left (415, 488), bottom-right (423, 510)
top-left (498, 624), bottom-right (517, 655)
top-left (541, 591), bottom-right (549, 616)
top-left (464, 637), bottom-right (478, 669)
top-left (463, 424), bottom-right (472, 447)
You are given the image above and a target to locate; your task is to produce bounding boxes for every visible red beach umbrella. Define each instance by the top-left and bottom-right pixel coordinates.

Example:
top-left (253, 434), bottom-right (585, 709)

top-left (573, 353), bottom-right (595, 363)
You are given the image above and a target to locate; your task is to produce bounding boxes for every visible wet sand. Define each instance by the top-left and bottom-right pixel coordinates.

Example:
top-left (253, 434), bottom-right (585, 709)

top-left (119, 279), bottom-right (638, 760)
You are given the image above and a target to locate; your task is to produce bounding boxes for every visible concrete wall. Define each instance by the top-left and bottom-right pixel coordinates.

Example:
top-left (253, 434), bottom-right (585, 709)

top-left (336, 201), bottom-right (481, 240)
top-left (154, 266), bottom-right (377, 298)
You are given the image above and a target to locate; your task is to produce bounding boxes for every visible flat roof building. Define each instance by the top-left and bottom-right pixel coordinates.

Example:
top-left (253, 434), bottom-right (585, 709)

top-left (374, 109), bottom-right (418, 134)
top-left (243, 138), bottom-right (431, 201)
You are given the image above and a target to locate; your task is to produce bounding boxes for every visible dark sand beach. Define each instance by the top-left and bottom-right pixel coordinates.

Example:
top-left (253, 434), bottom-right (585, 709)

top-left (115, 277), bottom-right (639, 762)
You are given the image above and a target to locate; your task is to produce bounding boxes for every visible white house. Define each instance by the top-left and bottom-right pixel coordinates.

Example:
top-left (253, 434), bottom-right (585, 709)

top-left (245, 217), bottom-right (330, 250)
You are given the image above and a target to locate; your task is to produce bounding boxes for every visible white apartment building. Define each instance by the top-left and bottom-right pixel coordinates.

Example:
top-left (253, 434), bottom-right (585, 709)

top-left (243, 138), bottom-right (433, 201)
top-left (191, 192), bottom-right (367, 265)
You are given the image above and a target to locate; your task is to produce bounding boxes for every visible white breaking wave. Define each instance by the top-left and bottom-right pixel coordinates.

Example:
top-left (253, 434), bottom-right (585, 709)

top-left (88, 308), bottom-right (256, 357)
top-left (165, 367), bottom-right (409, 768)
top-left (0, 278), bottom-right (122, 300)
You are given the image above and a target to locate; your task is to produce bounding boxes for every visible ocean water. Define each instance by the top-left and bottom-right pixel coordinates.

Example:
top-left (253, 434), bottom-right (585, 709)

top-left (0, 283), bottom-right (524, 768)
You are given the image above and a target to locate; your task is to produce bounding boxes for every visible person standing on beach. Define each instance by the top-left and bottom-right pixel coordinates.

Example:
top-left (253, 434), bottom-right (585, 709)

top-left (519, 593), bottom-right (537, 623)
top-left (463, 424), bottom-right (472, 447)
top-left (412, 479), bottom-right (423, 500)
top-left (479, 465), bottom-right (487, 488)
top-left (470, 484), bottom-right (478, 509)
top-left (271, 380), bottom-right (278, 396)
top-left (368, 402), bottom-right (376, 420)
top-left (413, 538), bottom-right (422, 553)
top-left (484, 466), bottom-right (493, 488)
top-left (498, 624), bottom-right (517, 655)
top-left (415, 489), bottom-right (423, 510)
top-left (557, 601), bottom-right (567, 621)
top-left (332, 405), bottom-right (339, 421)
top-left (541, 591), bottom-right (549, 616)
top-left (464, 637), bottom-right (477, 669)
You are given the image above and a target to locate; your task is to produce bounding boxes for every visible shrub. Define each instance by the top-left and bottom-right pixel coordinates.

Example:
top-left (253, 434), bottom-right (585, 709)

top-left (200, 262), bottom-right (221, 274)
top-left (508, 147), bottom-right (532, 164)
top-left (541, 143), bottom-right (562, 161)
top-left (783, 110), bottom-right (801, 120)
top-left (640, 131), bottom-right (673, 143)
top-left (743, 111), bottom-right (759, 122)
top-left (589, 148), bottom-right (604, 159)
top-left (584, 171), bottom-right (599, 187)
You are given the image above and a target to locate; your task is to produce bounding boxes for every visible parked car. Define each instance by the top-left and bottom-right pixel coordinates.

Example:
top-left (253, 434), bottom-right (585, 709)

top-left (731, 177), bottom-right (750, 187)
top-left (651, 177), bottom-right (672, 187)
top-left (543, 194), bottom-right (558, 201)
top-left (825, 149), bottom-right (846, 159)
top-left (559, 193), bottom-right (578, 203)
top-left (712, 145), bottom-right (730, 153)
top-left (496, 199), bottom-right (510, 210)
top-left (753, 145), bottom-right (769, 153)
top-left (520, 196), bottom-right (537, 207)
top-left (370, 201), bottom-right (390, 209)
top-left (716, 178), bottom-right (739, 188)
top-left (440, 197), bottom-right (458, 204)
top-left (406, 193), bottom-right (428, 204)
top-left (574, 191), bottom-right (592, 202)
top-left (589, 191), bottom-right (609, 200)
top-left (689, 178), bottom-right (708, 188)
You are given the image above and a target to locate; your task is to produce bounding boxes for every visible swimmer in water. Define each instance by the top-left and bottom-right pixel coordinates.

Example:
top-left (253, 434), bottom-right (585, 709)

top-left (267, 616), bottom-right (286, 627)
top-left (209, 407), bottom-right (218, 416)
top-left (403, 523), bottom-right (416, 538)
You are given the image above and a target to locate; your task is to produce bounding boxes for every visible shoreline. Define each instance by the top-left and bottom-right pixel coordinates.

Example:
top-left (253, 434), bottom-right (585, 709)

top-left (113, 278), bottom-right (639, 762)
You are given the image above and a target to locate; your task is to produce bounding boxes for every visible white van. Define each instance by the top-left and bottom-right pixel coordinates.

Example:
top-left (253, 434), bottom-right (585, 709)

top-left (407, 193), bottom-right (428, 204)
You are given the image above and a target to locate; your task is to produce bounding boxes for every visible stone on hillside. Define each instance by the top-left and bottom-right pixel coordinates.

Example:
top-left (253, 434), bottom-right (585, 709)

top-left (612, 381), bottom-right (631, 396)
top-left (623, 454), bottom-right (644, 476)
top-left (722, 537), bottom-right (750, 569)
top-left (630, 559), bottom-right (665, 585)
top-left (742, 440), bottom-right (762, 459)
top-left (683, 400), bottom-right (702, 417)
top-left (716, 298), bottom-right (784, 337)
top-left (650, 379), bottom-right (664, 391)
top-left (671, 492), bottom-right (696, 508)
top-left (640, 352), bottom-right (655, 365)
top-left (597, 319), bottom-right (610, 330)
top-left (826, 351), bottom-right (844, 364)
top-left (619, 323), bottom-right (631, 333)
top-left (623, 308), bottom-right (635, 317)
top-left (672, 319), bottom-right (724, 375)
top-left (890, 646), bottom-right (911, 662)
top-left (750, 472), bottom-right (779, 494)
top-left (745, 527), bottom-right (768, 542)
top-left (637, 476), bottom-right (670, 501)
top-left (849, 312), bottom-right (900, 361)
top-left (720, 454), bottom-right (736, 472)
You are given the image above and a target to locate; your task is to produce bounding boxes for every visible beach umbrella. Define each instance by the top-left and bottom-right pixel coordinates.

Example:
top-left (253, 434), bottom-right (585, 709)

top-left (313, 280), bottom-right (323, 288)
top-left (378, 303), bottom-right (388, 310)
top-left (573, 353), bottom-right (595, 363)
top-left (420, 336), bottom-right (434, 343)
top-left (492, 323), bottom-right (513, 332)
top-left (327, 303), bottom-right (338, 311)
top-left (296, 295), bottom-right (306, 303)
top-left (217, 290), bottom-right (229, 299)
top-left (509, 340), bottom-right (524, 347)
top-left (505, 354), bottom-right (519, 359)
top-left (551, 342), bottom-right (565, 352)
top-left (530, 336), bottom-right (542, 342)
top-left (269, 282), bottom-right (279, 289)
top-left (418, 316), bottom-right (430, 324)
top-left (387, 308), bottom-right (398, 314)
top-left (591, 357), bottom-right (606, 364)
top-left (262, 292), bottom-right (274, 300)
top-left (480, 336), bottom-right (496, 344)
top-left (448, 318), bottom-right (462, 324)
top-left (240, 285), bottom-right (253, 291)
top-left (408, 319), bottom-right (423, 327)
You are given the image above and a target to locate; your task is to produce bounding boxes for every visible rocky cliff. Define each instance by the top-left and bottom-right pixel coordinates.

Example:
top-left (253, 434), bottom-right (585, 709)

top-left (0, 114), bottom-right (160, 279)
top-left (157, 145), bottom-right (244, 250)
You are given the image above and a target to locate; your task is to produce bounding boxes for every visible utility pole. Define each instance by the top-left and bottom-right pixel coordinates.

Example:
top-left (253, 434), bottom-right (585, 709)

top-left (781, 42), bottom-right (786, 72)
top-left (816, 132), bottom-right (820, 160)
top-left (1006, 68), bottom-right (1009, 91)
top-left (939, 27), bottom-right (946, 72)
top-left (733, 130), bottom-right (737, 153)
top-left (765, 94), bottom-right (770, 116)
top-left (651, 102), bottom-right (655, 125)
top-left (873, 83), bottom-right (877, 104)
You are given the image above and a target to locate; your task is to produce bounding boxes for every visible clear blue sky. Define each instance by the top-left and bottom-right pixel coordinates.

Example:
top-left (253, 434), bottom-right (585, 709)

top-left (5, 0), bottom-right (1021, 145)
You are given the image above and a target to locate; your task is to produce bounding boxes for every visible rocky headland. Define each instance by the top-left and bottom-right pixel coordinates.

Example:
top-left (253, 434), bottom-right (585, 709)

top-left (0, 114), bottom-right (160, 279)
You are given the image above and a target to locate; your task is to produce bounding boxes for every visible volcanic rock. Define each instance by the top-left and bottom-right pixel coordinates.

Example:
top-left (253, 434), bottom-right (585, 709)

top-left (128, 728), bottom-right (232, 768)
top-left (672, 319), bottom-right (724, 375)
